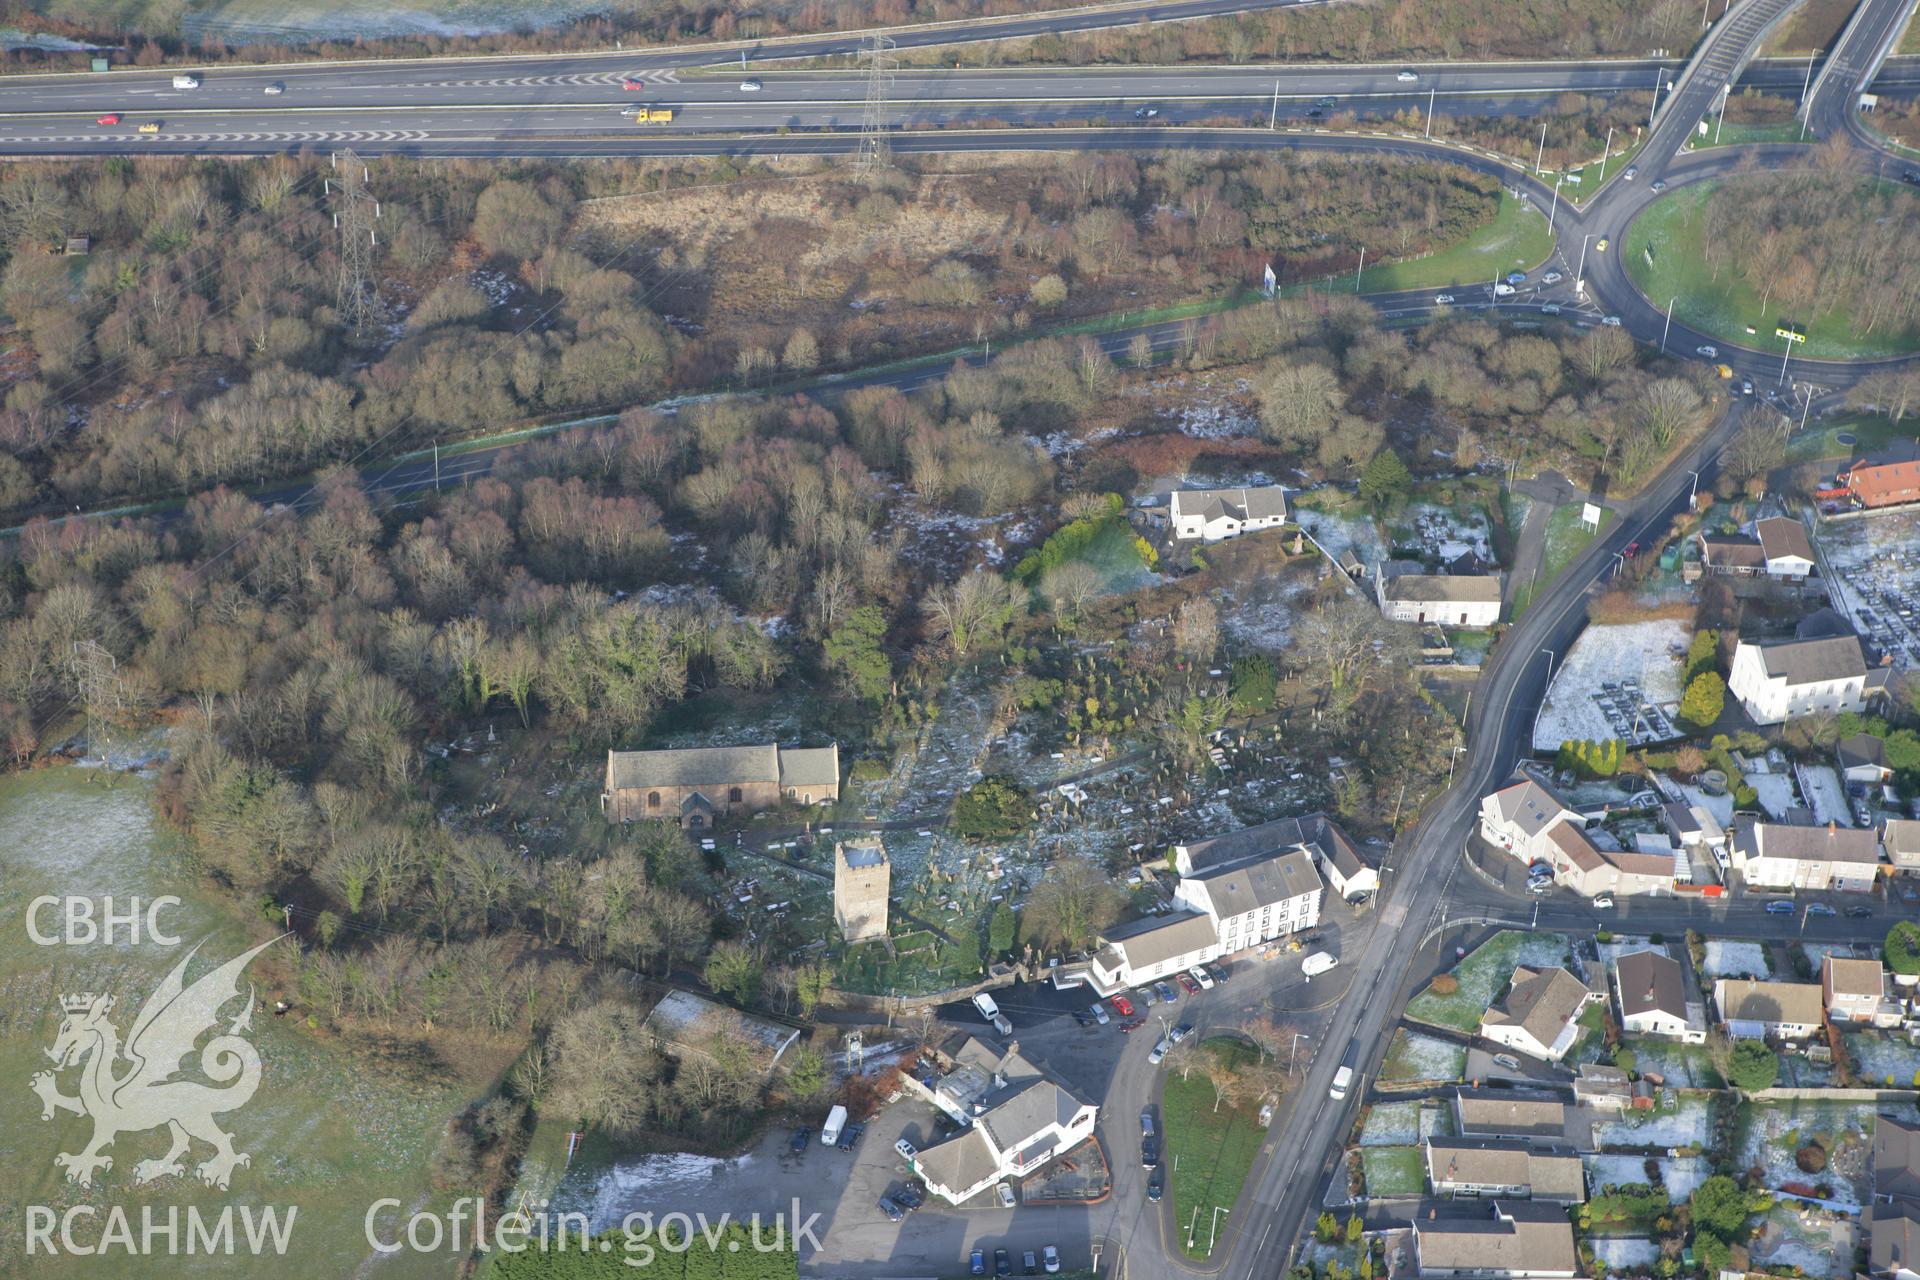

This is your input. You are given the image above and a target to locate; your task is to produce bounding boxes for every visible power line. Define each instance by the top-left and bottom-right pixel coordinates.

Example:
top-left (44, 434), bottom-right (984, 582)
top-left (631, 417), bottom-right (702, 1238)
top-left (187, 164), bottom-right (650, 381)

top-left (329, 150), bottom-right (382, 337)
top-left (856, 34), bottom-right (896, 175)
top-left (68, 640), bottom-right (123, 766)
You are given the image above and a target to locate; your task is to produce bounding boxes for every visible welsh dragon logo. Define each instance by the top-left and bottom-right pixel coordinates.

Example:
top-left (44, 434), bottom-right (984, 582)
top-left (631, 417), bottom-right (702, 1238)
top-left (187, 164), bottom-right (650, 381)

top-left (30, 936), bottom-right (280, 1190)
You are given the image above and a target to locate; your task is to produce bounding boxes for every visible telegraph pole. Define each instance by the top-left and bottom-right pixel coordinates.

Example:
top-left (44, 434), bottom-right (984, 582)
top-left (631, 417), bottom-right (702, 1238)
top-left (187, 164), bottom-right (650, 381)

top-left (855, 33), bottom-right (896, 174)
top-left (328, 149), bottom-right (381, 336)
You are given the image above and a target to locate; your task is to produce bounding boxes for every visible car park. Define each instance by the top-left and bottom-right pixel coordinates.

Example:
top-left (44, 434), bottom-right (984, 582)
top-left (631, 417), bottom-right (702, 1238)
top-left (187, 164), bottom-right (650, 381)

top-left (1696, 345), bottom-right (1718, 358)
top-left (1765, 900), bottom-right (1794, 914)
top-left (96, 113), bottom-right (121, 125)
top-left (789, 1128), bottom-right (811, 1153)
top-left (1149, 1038), bottom-right (1170, 1065)
top-left (1090, 1002), bottom-right (1110, 1025)
top-left (1044, 1244), bottom-right (1062, 1273)
top-left (1397, 69), bottom-right (1419, 81)
top-left (878, 1195), bottom-right (905, 1222)
top-left (739, 78), bottom-right (763, 91)
top-left (1112, 995), bottom-right (1136, 1017)
top-left (839, 1122), bottom-right (865, 1151)
top-left (1188, 966), bottom-right (1215, 990)
top-left (1434, 293), bottom-right (1454, 305)
top-left (896, 1137), bottom-right (917, 1160)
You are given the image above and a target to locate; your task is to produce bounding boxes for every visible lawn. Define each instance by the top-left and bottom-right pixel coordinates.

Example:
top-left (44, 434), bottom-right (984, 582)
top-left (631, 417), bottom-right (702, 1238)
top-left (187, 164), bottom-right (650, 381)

top-left (1513, 503), bottom-right (1612, 619)
top-left (1347, 191), bottom-right (1554, 294)
top-left (1404, 930), bottom-right (1573, 1033)
top-left (1789, 412), bottom-right (1916, 463)
top-left (1685, 121), bottom-right (1813, 150)
top-left (1379, 1029), bottom-right (1467, 1084)
top-left (1164, 1038), bottom-right (1266, 1260)
top-left (1361, 1145), bottom-right (1426, 1197)
top-left (1625, 180), bottom-right (1920, 358)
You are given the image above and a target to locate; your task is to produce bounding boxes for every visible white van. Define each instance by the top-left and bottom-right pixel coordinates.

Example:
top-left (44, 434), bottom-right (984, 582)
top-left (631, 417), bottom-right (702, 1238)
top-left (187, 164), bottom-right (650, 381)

top-left (1301, 952), bottom-right (1339, 977)
top-left (972, 992), bottom-right (1000, 1022)
top-left (821, 1105), bottom-right (848, 1147)
top-left (172, 73), bottom-right (202, 89)
top-left (1329, 1065), bottom-right (1353, 1100)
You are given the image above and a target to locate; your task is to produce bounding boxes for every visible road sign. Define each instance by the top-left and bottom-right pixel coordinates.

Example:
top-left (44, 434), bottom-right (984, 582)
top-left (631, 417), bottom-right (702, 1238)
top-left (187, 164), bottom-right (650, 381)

top-left (1580, 502), bottom-right (1602, 531)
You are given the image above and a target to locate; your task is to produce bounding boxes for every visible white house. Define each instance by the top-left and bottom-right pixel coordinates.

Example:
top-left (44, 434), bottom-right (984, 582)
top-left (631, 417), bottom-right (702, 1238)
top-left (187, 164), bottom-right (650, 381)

top-left (907, 1036), bottom-right (1098, 1205)
top-left (1730, 817), bottom-right (1882, 893)
top-left (1727, 635), bottom-right (1885, 725)
top-left (1170, 486), bottom-right (1289, 542)
top-left (1376, 562), bottom-right (1503, 627)
top-left (1479, 967), bottom-right (1603, 1063)
top-left (1713, 978), bottom-right (1825, 1041)
top-left (1613, 950), bottom-right (1705, 1043)
top-left (1479, 779), bottom-right (1582, 864)
top-left (1084, 816), bottom-right (1341, 991)
top-left (1756, 517), bottom-right (1816, 578)
top-left (1480, 778), bottom-right (1670, 899)
top-left (1424, 1138), bottom-right (1586, 1202)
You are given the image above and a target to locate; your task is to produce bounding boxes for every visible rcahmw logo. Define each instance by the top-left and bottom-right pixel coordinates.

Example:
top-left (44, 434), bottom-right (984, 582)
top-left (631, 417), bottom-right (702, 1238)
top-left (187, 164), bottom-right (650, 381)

top-left (25, 935), bottom-right (300, 1257)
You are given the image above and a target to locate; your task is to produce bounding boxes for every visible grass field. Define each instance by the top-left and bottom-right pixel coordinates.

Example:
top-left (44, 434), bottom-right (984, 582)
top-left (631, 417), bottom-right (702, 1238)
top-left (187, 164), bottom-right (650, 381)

top-left (1164, 1038), bottom-right (1265, 1261)
top-left (1513, 503), bottom-right (1613, 619)
top-left (1349, 191), bottom-right (1553, 294)
top-left (1685, 121), bottom-right (1813, 150)
top-left (1625, 181), bottom-right (1920, 358)
top-left (1788, 412), bottom-right (1917, 462)
top-left (1360, 1146), bottom-right (1425, 1197)
top-left (1404, 930), bottom-right (1574, 1033)
top-left (0, 767), bottom-right (468, 1278)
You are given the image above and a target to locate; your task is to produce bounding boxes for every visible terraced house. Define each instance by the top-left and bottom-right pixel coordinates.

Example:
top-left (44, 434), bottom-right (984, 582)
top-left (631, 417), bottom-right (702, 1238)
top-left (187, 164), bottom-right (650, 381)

top-left (1729, 817), bottom-right (1882, 893)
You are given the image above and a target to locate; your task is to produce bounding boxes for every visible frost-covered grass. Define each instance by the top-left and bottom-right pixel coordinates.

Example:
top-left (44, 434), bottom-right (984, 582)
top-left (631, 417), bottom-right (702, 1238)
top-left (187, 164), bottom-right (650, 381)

top-left (1530, 619), bottom-right (1688, 752)
top-left (1405, 931), bottom-right (1573, 1033)
top-left (1360, 1145), bottom-right (1426, 1197)
top-left (1360, 1100), bottom-right (1452, 1145)
top-left (1846, 1032), bottom-right (1920, 1087)
top-left (1703, 940), bottom-right (1771, 979)
top-left (1748, 1204), bottom-right (1860, 1277)
top-left (1590, 1237), bottom-right (1661, 1275)
top-left (1625, 1038), bottom-right (1723, 1088)
top-left (1586, 1154), bottom-right (1712, 1200)
top-left (1592, 1097), bottom-right (1713, 1150)
top-left (1736, 1099), bottom-right (1878, 1207)
top-left (1798, 765), bottom-right (1853, 827)
top-left (1379, 1029), bottom-right (1468, 1083)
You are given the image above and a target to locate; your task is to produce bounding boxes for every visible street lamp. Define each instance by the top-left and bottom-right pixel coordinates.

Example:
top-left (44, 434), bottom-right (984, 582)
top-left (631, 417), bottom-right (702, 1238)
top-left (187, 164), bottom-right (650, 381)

top-left (1661, 297), bottom-right (1675, 353)
top-left (1575, 234), bottom-right (1592, 294)
top-left (1687, 470), bottom-right (1701, 506)
top-left (1290, 1031), bottom-right (1311, 1073)
top-left (1778, 333), bottom-right (1794, 387)
top-left (1209, 1206), bottom-right (1231, 1254)
top-left (1447, 745), bottom-right (1468, 785)
top-left (1543, 649), bottom-right (1557, 685)
top-left (1548, 173), bottom-right (1564, 234)
top-left (1799, 48), bottom-right (1820, 141)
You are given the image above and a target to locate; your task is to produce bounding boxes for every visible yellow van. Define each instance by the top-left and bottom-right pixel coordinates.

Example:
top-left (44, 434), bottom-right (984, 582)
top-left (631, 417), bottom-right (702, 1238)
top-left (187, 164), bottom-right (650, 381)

top-left (138, 122), bottom-right (161, 134)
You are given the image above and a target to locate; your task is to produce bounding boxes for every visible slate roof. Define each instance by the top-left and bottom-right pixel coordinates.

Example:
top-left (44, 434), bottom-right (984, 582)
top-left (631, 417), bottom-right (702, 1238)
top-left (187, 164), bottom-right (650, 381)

top-left (1878, 1115), bottom-right (1920, 1204)
top-left (1413, 1201), bottom-right (1578, 1275)
top-left (1453, 1090), bottom-right (1566, 1137)
top-left (1714, 978), bottom-right (1825, 1027)
top-left (1177, 814), bottom-right (1362, 875)
top-left (1699, 534), bottom-right (1765, 570)
top-left (977, 1079), bottom-right (1089, 1157)
top-left (1745, 636), bottom-right (1871, 687)
top-left (1756, 516), bottom-right (1814, 563)
top-left (1745, 820), bottom-right (1882, 865)
top-left (605, 742), bottom-right (838, 792)
top-left (1616, 950), bottom-right (1688, 1023)
top-left (912, 1127), bottom-right (1000, 1196)
top-left (1886, 819), bottom-right (1920, 870)
top-left (1171, 486), bottom-right (1290, 524)
top-left (1868, 1199), bottom-right (1920, 1278)
top-left (1484, 779), bottom-right (1578, 841)
top-left (1825, 955), bottom-right (1886, 1001)
top-left (1379, 571), bottom-right (1503, 603)
top-left (1100, 912), bottom-right (1220, 972)
top-left (1838, 733), bottom-right (1889, 772)
top-left (1483, 967), bottom-right (1594, 1053)
top-left (1187, 846), bottom-right (1322, 916)
top-left (1424, 1138), bottom-right (1586, 1202)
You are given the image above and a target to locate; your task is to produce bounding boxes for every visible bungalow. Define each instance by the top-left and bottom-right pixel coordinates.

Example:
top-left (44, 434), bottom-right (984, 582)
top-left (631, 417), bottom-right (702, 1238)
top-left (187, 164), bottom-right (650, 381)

top-left (1376, 562), bottom-right (1503, 628)
top-left (1727, 635), bottom-right (1887, 725)
top-left (1572, 1063), bottom-right (1638, 1112)
top-left (1825, 955), bottom-right (1890, 1025)
top-left (1614, 950), bottom-right (1706, 1043)
top-left (1697, 533), bottom-right (1765, 577)
top-left (1840, 734), bottom-right (1896, 787)
top-left (1480, 967), bottom-right (1603, 1063)
top-left (1452, 1090), bottom-right (1567, 1139)
top-left (1424, 1138), bottom-right (1586, 1202)
top-left (1730, 817), bottom-right (1882, 893)
top-left (1410, 1201), bottom-right (1580, 1279)
top-left (1757, 517), bottom-right (1816, 578)
top-left (1713, 978), bottom-right (1825, 1041)
top-left (1170, 486), bottom-right (1289, 542)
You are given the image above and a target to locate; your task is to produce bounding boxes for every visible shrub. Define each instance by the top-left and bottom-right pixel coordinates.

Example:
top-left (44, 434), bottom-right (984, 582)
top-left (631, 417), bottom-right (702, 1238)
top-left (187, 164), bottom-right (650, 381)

top-left (1429, 974), bottom-right (1460, 996)
top-left (950, 775), bottom-right (1036, 839)
top-left (1795, 1144), bottom-right (1827, 1173)
top-left (1728, 1040), bottom-right (1780, 1092)
top-left (1679, 672), bottom-right (1726, 731)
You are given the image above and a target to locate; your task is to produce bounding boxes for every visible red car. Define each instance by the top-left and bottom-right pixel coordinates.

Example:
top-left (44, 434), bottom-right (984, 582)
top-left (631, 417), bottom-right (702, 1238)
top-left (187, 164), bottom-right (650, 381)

top-left (1623, 541), bottom-right (1640, 558)
top-left (1177, 973), bottom-right (1201, 995)
top-left (96, 113), bottom-right (121, 125)
top-left (622, 78), bottom-right (646, 91)
top-left (1112, 995), bottom-right (1135, 1018)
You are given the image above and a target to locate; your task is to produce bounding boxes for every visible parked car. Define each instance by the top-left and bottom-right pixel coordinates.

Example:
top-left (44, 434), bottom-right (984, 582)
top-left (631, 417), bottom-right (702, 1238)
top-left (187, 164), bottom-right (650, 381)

top-left (1206, 963), bottom-right (1230, 985)
top-left (997, 1182), bottom-right (1016, 1208)
top-left (1090, 1002), bottom-right (1110, 1025)
top-left (1142, 1136), bottom-right (1159, 1167)
top-left (1765, 900), bottom-right (1794, 914)
top-left (996, 1247), bottom-right (1012, 1277)
top-left (1592, 893), bottom-right (1615, 910)
top-left (1847, 905), bottom-right (1875, 918)
top-left (1807, 903), bottom-right (1837, 916)
top-left (895, 1182), bottom-right (923, 1210)
top-left (1623, 541), bottom-right (1640, 557)
top-left (1112, 995), bottom-right (1136, 1018)
top-left (971, 1248), bottom-right (987, 1275)
top-left (1172, 1023), bottom-right (1194, 1043)
top-left (1177, 973), bottom-right (1201, 995)
top-left (1149, 1038), bottom-right (1170, 1065)
top-left (1492, 1053), bottom-right (1521, 1069)
top-left (789, 1128), bottom-right (810, 1153)
top-left (1397, 69), bottom-right (1419, 81)
top-left (839, 1122), bottom-right (865, 1152)
top-left (1155, 980), bottom-right (1178, 1003)
top-left (1140, 1106), bottom-right (1155, 1137)
top-left (1023, 1249), bottom-right (1039, 1276)
top-left (1696, 345), bottom-right (1718, 358)
top-left (1044, 1244), bottom-right (1063, 1273)
top-left (1506, 272), bottom-right (1527, 285)
top-left (1601, 315), bottom-right (1623, 327)
top-left (1136, 986), bottom-right (1157, 1008)
top-left (1188, 966), bottom-right (1216, 991)
top-left (896, 1137), bottom-right (918, 1161)
top-left (1527, 879), bottom-right (1552, 895)
top-left (1542, 271), bottom-right (1563, 284)
top-left (1541, 304), bottom-right (1562, 314)
top-left (878, 1195), bottom-right (905, 1222)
